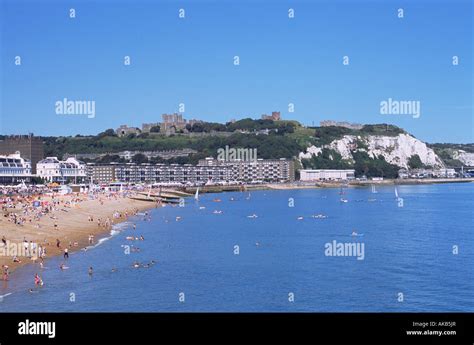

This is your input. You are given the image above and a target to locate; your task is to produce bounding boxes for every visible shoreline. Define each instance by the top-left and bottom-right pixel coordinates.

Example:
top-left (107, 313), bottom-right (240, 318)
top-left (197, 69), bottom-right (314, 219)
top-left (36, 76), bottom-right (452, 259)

top-left (1, 193), bottom-right (158, 277)
top-left (184, 178), bottom-right (474, 193)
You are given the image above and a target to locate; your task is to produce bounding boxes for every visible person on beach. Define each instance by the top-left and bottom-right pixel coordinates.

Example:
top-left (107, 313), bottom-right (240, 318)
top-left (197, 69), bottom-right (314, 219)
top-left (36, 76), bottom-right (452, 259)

top-left (2, 265), bottom-right (9, 281)
top-left (34, 273), bottom-right (42, 286)
top-left (56, 239), bottom-right (61, 248)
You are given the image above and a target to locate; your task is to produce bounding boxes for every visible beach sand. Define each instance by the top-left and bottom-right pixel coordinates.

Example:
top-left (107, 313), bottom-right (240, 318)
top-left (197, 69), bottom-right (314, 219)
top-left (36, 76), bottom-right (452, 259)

top-left (0, 194), bottom-right (156, 275)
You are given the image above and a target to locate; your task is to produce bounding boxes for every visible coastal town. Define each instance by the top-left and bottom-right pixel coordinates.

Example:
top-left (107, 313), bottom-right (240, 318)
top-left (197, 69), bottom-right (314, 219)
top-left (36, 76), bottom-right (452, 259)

top-left (1, 115), bottom-right (473, 187)
top-left (1, 116), bottom-right (473, 282)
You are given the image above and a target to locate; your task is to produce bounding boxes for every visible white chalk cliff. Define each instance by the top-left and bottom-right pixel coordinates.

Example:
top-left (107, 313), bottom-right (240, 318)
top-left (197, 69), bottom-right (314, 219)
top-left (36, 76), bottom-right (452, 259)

top-left (454, 151), bottom-right (474, 166)
top-left (299, 133), bottom-right (445, 169)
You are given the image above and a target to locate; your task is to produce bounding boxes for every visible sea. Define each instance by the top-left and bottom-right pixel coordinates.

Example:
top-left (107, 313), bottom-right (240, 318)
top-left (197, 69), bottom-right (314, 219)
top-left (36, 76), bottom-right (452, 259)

top-left (0, 183), bottom-right (473, 312)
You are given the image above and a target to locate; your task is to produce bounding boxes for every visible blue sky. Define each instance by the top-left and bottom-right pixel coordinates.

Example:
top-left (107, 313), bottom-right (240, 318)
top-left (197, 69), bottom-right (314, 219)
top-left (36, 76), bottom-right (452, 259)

top-left (1, 0), bottom-right (472, 143)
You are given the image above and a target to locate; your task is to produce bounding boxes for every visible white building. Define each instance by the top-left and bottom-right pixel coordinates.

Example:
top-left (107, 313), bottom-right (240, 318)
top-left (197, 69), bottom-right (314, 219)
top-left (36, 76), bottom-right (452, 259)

top-left (300, 169), bottom-right (355, 181)
top-left (0, 153), bottom-right (32, 184)
top-left (37, 157), bottom-right (86, 183)
top-left (433, 168), bottom-right (456, 178)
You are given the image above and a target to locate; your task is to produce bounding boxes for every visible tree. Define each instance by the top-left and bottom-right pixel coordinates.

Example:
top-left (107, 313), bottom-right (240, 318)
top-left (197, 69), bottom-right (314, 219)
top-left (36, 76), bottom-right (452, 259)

top-left (98, 129), bottom-right (117, 138)
top-left (150, 125), bottom-right (161, 133)
top-left (408, 154), bottom-right (423, 169)
top-left (131, 153), bottom-right (148, 164)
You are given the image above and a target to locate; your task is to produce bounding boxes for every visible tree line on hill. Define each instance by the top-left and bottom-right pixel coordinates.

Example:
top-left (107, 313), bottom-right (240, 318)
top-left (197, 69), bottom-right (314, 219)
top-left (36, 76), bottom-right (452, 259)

top-left (40, 120), bottom-right (440, 178)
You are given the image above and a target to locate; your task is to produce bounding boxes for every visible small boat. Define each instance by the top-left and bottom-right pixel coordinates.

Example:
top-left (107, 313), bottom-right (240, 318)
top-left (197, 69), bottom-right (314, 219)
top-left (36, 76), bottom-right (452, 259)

top-left (340, 198), bottom-right (348, 203)
top-left (311, 214), bottom-right (327, 219)
top-left (367, 198), bottom-right (376, 202)
top-left (297, 216), bottom-right (304, 220)
top-left (213, 210), bottom-right (223, 214)
top-left (175, 216), bottom-right (182, 221)
top-left (247, 214), bottom-right (258, 218)
top-left (199, 206), bottom-right (206, 210)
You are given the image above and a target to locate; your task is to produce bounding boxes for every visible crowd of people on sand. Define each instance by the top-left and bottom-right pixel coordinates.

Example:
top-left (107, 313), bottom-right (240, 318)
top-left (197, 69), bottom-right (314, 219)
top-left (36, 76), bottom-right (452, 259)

top-left (1, 187), bottom-right (158, 293)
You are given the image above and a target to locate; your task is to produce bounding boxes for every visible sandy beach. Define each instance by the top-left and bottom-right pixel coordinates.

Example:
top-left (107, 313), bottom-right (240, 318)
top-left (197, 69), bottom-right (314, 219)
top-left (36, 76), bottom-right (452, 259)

top-left (0, 192), bottom-right (156, 276)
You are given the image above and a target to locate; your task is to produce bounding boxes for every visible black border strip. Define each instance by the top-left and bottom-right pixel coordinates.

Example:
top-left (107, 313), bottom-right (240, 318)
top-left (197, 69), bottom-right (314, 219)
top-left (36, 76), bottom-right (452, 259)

top-left (0, 313), bottom-right (473, 345)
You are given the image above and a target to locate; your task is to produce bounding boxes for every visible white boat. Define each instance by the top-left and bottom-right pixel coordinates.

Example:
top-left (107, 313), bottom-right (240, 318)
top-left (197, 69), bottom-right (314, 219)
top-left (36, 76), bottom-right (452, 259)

top-left (340, 198), bottom-right (348, 203)
top-left (195, 187), bottom-right (199, 201)
top-left (247, 214), bottom-right (258, 218)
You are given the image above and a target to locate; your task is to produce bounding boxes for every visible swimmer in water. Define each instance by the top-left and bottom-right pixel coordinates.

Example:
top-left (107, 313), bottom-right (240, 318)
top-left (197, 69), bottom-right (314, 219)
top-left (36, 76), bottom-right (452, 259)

top-left (88, 267), bottom-right (93, 275)
top-left (132, 262), bottom-right (140, 268)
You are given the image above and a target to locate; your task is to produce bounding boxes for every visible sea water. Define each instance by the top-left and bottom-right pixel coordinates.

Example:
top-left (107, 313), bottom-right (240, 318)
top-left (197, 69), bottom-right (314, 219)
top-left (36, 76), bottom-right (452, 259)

top-left (0, 183), bottom-right (473, 312)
